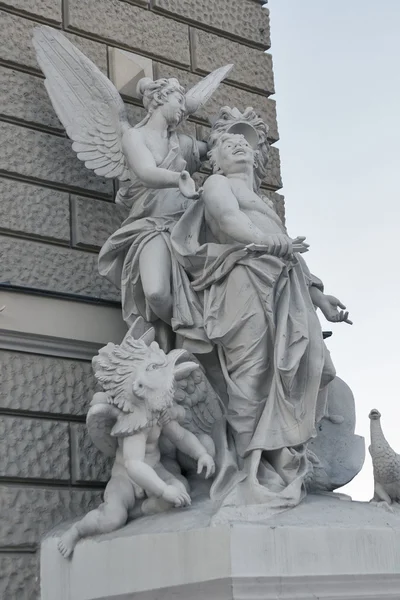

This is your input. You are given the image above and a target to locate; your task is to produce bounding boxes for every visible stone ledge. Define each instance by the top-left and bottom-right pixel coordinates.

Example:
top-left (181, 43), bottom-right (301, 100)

top-left (40, 495), bottom-right (400, 599)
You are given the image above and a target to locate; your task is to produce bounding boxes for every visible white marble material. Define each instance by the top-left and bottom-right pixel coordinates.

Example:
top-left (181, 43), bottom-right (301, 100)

top-left (41, 495), bottom-right (400, 600)
top-left (56, 317), bottom-right (221, 559)
top-left (369, 409), bottom-right (400, 507)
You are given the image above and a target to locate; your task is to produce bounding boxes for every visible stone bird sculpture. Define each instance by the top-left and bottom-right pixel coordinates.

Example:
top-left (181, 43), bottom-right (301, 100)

top-left (369, 408), bottom-right (400, 508)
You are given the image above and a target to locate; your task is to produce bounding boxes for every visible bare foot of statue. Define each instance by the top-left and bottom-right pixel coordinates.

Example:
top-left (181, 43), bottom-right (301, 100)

top-left (57, 525), bottom-right (81, 558)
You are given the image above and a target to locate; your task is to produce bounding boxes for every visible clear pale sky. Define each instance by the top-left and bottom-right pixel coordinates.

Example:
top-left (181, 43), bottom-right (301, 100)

top-left (269, 0), bottom-right (400, 500)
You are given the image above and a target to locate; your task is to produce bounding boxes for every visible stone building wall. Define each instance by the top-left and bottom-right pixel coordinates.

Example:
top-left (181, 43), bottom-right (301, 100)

top-left (0, 1), bottom-right (282, 597)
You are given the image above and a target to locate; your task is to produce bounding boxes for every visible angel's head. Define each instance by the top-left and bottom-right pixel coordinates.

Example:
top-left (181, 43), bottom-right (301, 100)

top-left (137, 77), bottom-right (186, 128)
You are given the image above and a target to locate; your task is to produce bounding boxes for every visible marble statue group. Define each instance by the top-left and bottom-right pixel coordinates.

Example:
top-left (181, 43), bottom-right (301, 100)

top-left (33, 26), bottom-right (367, 559)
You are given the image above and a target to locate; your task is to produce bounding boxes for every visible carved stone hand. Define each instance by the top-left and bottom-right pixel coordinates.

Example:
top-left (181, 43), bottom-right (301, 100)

top-left (179, 171), bottom-right (200, 199)
top-left (318, 294), bottom-right (353, 325)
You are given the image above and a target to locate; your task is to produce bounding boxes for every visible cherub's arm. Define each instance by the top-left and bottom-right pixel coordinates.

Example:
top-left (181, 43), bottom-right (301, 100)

top-left (122, 433), bottom-right (167, 497)
top-left (203, 175), bottom-right (269, 245)
top-left (162, 421), bottom-right (215, 478)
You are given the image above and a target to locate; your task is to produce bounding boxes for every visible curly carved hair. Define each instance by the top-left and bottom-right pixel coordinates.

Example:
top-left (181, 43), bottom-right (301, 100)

top-left (208, 133), bottom-right (257, 175)
top-left (137, 77), bottom-right (185, 114)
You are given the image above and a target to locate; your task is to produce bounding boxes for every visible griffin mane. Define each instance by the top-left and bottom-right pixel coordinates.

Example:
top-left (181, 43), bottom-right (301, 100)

top-left (92, 336), bottom-right (167, 412)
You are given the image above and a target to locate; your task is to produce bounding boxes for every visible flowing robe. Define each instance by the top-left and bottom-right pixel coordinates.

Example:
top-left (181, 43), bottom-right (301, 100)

top-left (98, 133), bottom-right (208, 349)
top-left (172, 199), bottom-right (335, 506)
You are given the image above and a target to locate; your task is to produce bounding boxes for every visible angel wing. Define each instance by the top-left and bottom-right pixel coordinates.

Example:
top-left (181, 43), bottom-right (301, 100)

top-left (173, 357), bottom-right (224, 439)
top-left (185, 64), bottom-right (234, 115)
top-left (33, 26), bottom-right (131, 180)
top-left (86, 395), bottom-right (121, 457)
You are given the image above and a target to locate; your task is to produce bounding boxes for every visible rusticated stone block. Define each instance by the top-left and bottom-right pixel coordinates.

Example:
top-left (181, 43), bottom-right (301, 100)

top-left (0, 0), bottom-right (61, 23)
top-left (0, 235), bottom-right (120, 301)
top-left (0, 554), bottom-right (38, 600)
top-left (0, 177), bottom-right (70, 242)
top-left (65, 0), bottom-right (191, 66)
top-left (154, 64), bottom-right (279, 142)
top-left (265, 145), bottom-right (283, 191)
top-left (71, 196), bottom-right (128, 250)
top-left (0, 11), bottom-right (108, 73)
top-left (0, 67), bottom-right (62, 130)
top-left (71, 423), bottom-right (112, 483)
top-left (0, 122), bottom-right (113, 197)
top-left (0, 485), bottom-right (103, 546)
top-left (191, 29), bottom-right (274, 95)
top-left (0, 350), bottom-right (96, 416)
top-left (0, 416), bottom-right (70, 480)
top-left (262, 189), bottom-right (286, 225)
top-left (153, 0), bottom-right (271, 47)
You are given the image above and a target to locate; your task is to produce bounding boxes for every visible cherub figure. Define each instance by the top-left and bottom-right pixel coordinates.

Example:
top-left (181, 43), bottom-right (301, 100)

top-left (58, 318), bottom-right (221, 559)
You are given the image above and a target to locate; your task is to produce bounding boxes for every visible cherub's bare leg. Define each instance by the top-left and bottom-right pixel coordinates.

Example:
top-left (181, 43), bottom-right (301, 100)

top-left (58, 475), bottom-right (134, 558)
top-left (139, 236), bottom-right (172, 323)
top-left (141, 463), bottom-right (190, 516)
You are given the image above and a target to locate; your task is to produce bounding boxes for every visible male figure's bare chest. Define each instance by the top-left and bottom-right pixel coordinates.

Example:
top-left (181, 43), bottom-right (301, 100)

top-left (229, 180), bottom-right (265, 212)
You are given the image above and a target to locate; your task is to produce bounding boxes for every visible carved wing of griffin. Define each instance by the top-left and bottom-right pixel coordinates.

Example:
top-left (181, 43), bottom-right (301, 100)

top-left (33, 26), bottom-right (131, 181)
top-left (174, 356), bottom-right (224, 440)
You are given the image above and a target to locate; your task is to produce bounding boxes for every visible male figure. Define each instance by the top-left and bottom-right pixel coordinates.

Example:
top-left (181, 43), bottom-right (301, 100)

top-left (172, 133), bottom-right (350, 505)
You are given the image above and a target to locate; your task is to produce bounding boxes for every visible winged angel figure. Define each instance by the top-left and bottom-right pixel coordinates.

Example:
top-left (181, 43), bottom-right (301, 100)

top-left (57, 317), bottom-right (223, 558)
top-left (33, 27), bottom-right (232, 338)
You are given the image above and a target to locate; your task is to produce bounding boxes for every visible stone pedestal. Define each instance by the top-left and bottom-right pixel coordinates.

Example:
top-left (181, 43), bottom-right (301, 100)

top-left (40, 495), bottom-right (400, 600)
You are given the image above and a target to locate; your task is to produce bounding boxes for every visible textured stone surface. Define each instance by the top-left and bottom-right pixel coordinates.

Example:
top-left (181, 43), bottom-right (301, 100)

top-left (0, 177), bottom-right (70, 242)
top-left (0, 485), bottom-right (103, 546)
top-left (125, 102), bottom-right (146, 126)
top-left (65, 0), bottom-right (190, 66)
top-left (0, 350), bottom-right (96, 416)
top-left (0, 11), bottom-right (108, 73)
top-left (154, 64), bottom-right (279, 142)
top-left (71, 424), bottom-right (112, 483)
top-left (0, 416), bottom-right (70, 480)
top-left (153, 0), bottom-right (270, 47)
top-left (0, 554), bottom-right (38, 600)
top-left (0, 0), bottom-right (61, 23)
top-left (262, 189), bottom-right (286, 225)
top-left (71, 196), bottom-right (128, 250)
top-left (264, 145), bottom-right (283, 190)
top-left (0, 235), bottom-right (120, 301)
top-left (0, 67), bottom-right (63, 130)
top-left (191, 29), bottom-right (274, 95)
top-left (0, 122), bottom-right (113, 197)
